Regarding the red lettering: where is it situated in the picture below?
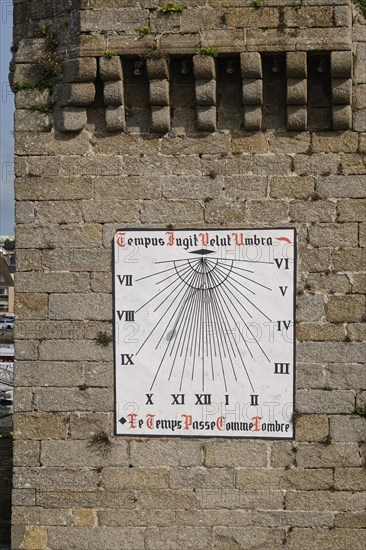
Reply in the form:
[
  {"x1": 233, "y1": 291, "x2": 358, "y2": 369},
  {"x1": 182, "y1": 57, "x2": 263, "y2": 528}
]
[
  {"x1": 181, "y1": 414, "x2": 193, "y2": 430},
  {"x1": 232, "y1": 232, "x2": 244, "y2": 246},
  {"x1": 252, "y1": 416, "x2": 263, "y2": 432},
  {"x1": 166, "y1": 231, "x2": 174, "y2": 246},
  {"x1": 127, "y1": 413, "x2": 138, "y2": 429},
  {"x1": 216, "y1": 416, "x2": 225, "y2": 431},
  {"x1": 199, "y1": 233, "x2": 209, "y2": 246},
  {"x1": 146, "y1": 414, "x2": 155, "y2": 429},
  {"x1": 116, "y1": 232, "x2": 126, "y2": 247}
]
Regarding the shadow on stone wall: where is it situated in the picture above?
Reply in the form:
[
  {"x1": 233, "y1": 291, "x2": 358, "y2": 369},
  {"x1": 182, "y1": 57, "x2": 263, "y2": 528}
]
[{"x1": 0, "y1": 427, "x2": 12, "y2": 546}]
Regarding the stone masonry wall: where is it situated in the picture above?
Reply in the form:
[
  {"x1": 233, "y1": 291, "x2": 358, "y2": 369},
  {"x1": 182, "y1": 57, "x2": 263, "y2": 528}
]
[
  {"x1": 11, "y1": 1, "x2": 365, "y2": 549},
  {"x1": 0, "y1": 430, "x2": 13, "y2": 545}
]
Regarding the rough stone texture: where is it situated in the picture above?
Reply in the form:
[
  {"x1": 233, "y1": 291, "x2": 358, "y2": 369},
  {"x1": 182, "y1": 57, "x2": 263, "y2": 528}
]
[
  {"x1": 242, "y1": 79, "x2": 262, "y2": 105},
  {"x1": 335, "y1": 5, "x2": 352, "y2": 28},
  {"x1": 296, "y1": 414, "x2": 329, "y2": 443},
  {"x1": 332, "y1": 105, "x2": 352, "y2": 130},
  {"x1": 330, "y1": 416, "x2": 366, "y2": 443},
  {"x1": 298, "y1": 342, "x2": 366, "y2": 364},
  {"x1": 46, "y1": 527, "x2": 145, "y2": 549},
  {"x1": 13, "y1": 63, "x2": 43, "y2": 87},
  {"x1": 196, "y1": 107, "x2": 217, "y2": 132},
  {"x1": 10, "y1": 2, "x2": 366, "y2": 549},
  {"x1": 103, "y1": 81, "x2": 124, "y2": 107},
  {"x1": 332, "y1": 78, "x2": 352, "y2": 104},
  {"x1": 195, "y1": 80, "x2": 216, "y2": 106},
  {"x1": 146, "y1": 58, "x2": 169, "y2": 81},
  {"x1": 16, "y1": 176, "x2": 93, "y2": 201},
  {"x1": 14, "y1": 413, "x2": 68, "y2": 441},
  {"x1": 15, "y1": 88, "x2": 50, "y2": 110},
  {"x1": 14, "y1": 110, "x2": 50, "y2": 132},
  {"x1": 63, "y1": 58, "x2": 97, "y2": 83},
  {"x1": 243, "y1": 106, "x2": 262, "y2": 131},
  {"x1": 105, "y1": 106, "x2": 125, "y2": 132},
  {"x1": 240, "y1": 52, "x2": 262, "y2": 79},
  {"x1": 49, "y1": 294, "x2": 112, "y2": 321},
  {"x1": 317, "y1": 176, "x2": 366, "y2": 198},
  {"x1": 287, "y1": 527, "x2": 365, "y2": 549},
  {"x1": 99, "y1": 56, "x2": 123, "y2": 82},
  {"x1": 15, "y1": 294, "x2": 48, "y2": 320},
  {"x1": 326, "y1": 295, "x2": 365, "y2": 323},
  {"x1": 286, "y1": 52, "x2": 307, "y2": 78},
  {"x1": 149, "y1": 80, "x2": 169, "y2": 107},
  {"x1": 57, "y1": 83, "x2": 96, "y2": 107},
  {"x1": 271, "y1": 176, "x2": 314, "y2": 199},
  {"x1": 292, "y1": 215, "x2": 318, "y2": 239},
  {"x1": 16, "y1": 223, "x2": 102, "y2": 249},
  {"x1": 15, "y1": 38, "x2": 47, "y2": 63},
  {"x1": 308, "y1": 223, "x2": 358, "y2": 247},
  {"x1": 15, "y1": 201, "x2": 36, "y2": 224},
  {"x1": 285, "y1": 6, "x2": 334, "y2": 28},
  {"x1": 151, "y1": 106, "x2": 170, "y2": 134},
  {"x1": 295, "y1": 444, "x2": 362, "y2": 469},
  {"x1": 13, "y1": 441, "x2": 40, "y2": 467},
  {"x1": 15, "y1": 272, "x2": 89, "y2": 293},
  {"x1": 297, "y1": 390, "x2": 355, "y2": 414},
  {"x1": 353, "y1": 108, "x2": 366, "y2": 132},
  {"x1": 193, "y1": 56, "x2": 216, "y2": 80},
  {"x1": 290, "y1": 201, "x2": 336, "y2": 222},
  {"x1": 287, "y1": 106, "x2": 307, "y2": 131},
  {"x1": 53, "y1": 108, "x2": 87, "y2": 132},
  {"x1": 287, "y1": 79, "x2": 307, "y2": 105},
  {"x1": 331, "y1": 50, "x2": 353, "y2": 78}
]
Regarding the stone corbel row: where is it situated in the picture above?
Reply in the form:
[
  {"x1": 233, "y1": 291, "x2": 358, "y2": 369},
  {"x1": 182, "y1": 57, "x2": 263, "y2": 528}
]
[
  {"x1": 285, "y1": 51, "x2": 352, "y2": 131},
  {"x1": 55, "y1": 56, "x2": 127, "y2": 132},
  {"x1": 52, "y1": 51, "x2": 353, "y2": 133},
  {"x1": 331, "y1": 51, "x2": 352, "y2": 131}
]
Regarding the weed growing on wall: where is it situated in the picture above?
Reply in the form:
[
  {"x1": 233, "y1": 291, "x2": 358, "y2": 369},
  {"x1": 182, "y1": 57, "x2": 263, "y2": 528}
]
[
  {"x1": 13, "y1": 81, "x2": 37, "y2": 91},
  {"x1": 89, "y1": 432, "x2": 113, "y2": 455},
  {"x1": 354, "y1": 0, "x2": 366, "y2": 18},
  {"x1": 135, "y1": 27, "x2": 151, "y2": 36},
  {"x1": 200, "y1": 47, "x2": 218, "y2": 57},
  {"x1": 35, "y1": 52, "x2": 62, "y2": 89},
  {"x1": 13, "y1": 23, "x2": 61, "y2": 91},
  {"x1": 161, "y1": 3, "x2": 186, "y2": 14},
  {"x1": 96, "y1": 331, "x2": 113, "y2": 346},
  {"x1": 104, "y1": 50, "x2": 117, "y2": 58}
]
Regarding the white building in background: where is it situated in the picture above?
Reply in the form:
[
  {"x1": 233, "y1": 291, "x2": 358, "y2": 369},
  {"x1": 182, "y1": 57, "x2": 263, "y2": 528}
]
[
  {"x1": 0, "y1": 239, "x2": 15, "y2": 314},
  {"x1": 0, "y1": 237, "x2": 14, "y2": 421},
  {"x1": 0, "y1": 344, "x2": 13, "y2": 418}
]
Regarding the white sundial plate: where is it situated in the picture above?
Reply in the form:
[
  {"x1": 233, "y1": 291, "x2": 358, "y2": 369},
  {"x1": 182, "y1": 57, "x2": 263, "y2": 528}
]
[{"x1": 114, "y1": 228, "x2": 296, "y2": 439}]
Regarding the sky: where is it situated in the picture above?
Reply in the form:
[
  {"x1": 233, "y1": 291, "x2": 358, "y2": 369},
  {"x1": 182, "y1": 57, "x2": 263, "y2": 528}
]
[{"x1": 0, "y1": 0, "x2": 14, "y2": 236}]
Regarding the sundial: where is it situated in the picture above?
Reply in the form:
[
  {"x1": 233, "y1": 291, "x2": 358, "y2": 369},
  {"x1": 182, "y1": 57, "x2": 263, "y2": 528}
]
[{"x1": 114, "y1": 228, "x2": 296, "y2": 439}]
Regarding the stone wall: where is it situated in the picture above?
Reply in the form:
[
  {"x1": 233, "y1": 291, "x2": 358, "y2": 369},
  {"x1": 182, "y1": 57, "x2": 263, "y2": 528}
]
[
  {"x1": 11, "y1": 0, "x2": 365, "y2": 549},
  {"x1": 0, "y1": 429, "x2": 12, "y2": 546}
]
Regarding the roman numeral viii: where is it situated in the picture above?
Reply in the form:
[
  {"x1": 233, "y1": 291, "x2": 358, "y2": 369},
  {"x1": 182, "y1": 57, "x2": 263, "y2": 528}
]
[{"x1": 117, "y1": 310, "x2": 135, "y2": 322}]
